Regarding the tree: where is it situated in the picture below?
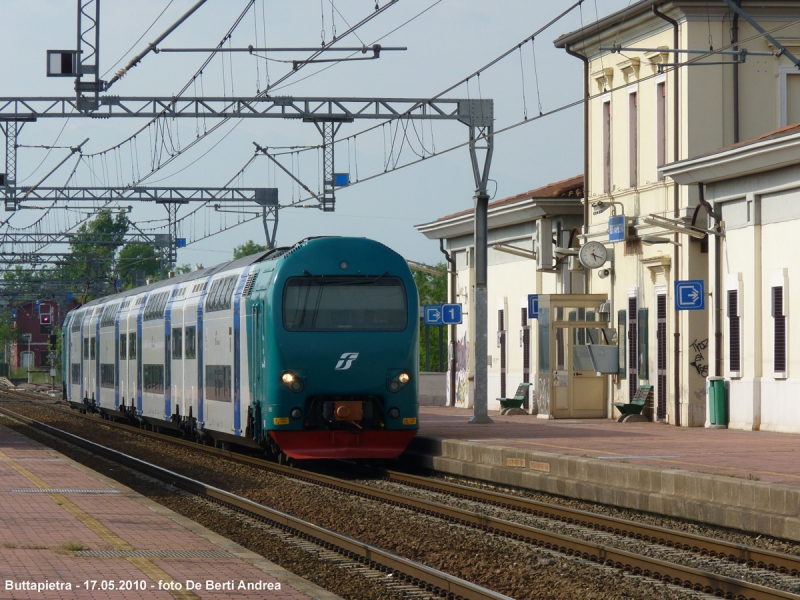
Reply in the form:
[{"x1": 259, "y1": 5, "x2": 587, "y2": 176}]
[
  {"x1": 412, "y1": 263, "x2": 448, "y2": 372},
  {"x1": 117, "y1": 243, "x2": 161, "y2": 289},
  {"x1": 65, "y1": 209, "x2": 130, "y2": 298},
  {"x1": 233, "y1": 240, "x2": 268, "y2": 260}
]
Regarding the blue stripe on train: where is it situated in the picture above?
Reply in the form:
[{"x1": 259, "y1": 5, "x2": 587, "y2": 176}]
[{"x1": 233, "y1": 267, "x2": 252, "y2": 435}]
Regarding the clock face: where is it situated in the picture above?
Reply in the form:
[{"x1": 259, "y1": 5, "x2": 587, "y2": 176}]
[{"x1": 579, "y1": 241, "x2": 608, "y2": 269}]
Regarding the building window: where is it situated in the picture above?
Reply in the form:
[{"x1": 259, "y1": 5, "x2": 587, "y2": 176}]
[
  {"x1": 656, "y1": 81, "x2": 666, "y2": 177},
  {"x1": 521, "y1": 307, "x2": 530, "y2": 410},
  {"x1": 629, "y1": 92, "x2": 638, "y2": 188},
  {"x1": 773, "y1": 286, "x2": 787, "y2": 373},
  {"x1": 185, "y1": 326, "x2": 197, "y2": 359},
  {"x1": 603, "y1": 100, "x2": 612, "y2": 193},
  {"x1": 172, "y1": 327, "x2": 183, "y2": 360},
  {"x1": 40, "y1": 351, "x2": 49, "y2": 366},
  {"x1": 780, "y1": 68, "x2": 800, "y2": 127},
  {"x1": 628, "y1": 296, "x2": 638, "y2": 399},
  {"x1": 656, "y1": 294, "x2": 667, "y2": 422},
  {"x1": 119, "y1": 333, "x2": 127, "y2": 360},
  {"x1": 727, "y1": 290, "x2": 741, "y2": 373}
]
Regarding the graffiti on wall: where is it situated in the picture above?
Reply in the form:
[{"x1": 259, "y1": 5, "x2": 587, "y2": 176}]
[
  {"x1": 688, "y1": 338, "x2": 709, "y2": 377},
  {"x1": 446, "y1": 332, "x2": 471, "y2": 407}
]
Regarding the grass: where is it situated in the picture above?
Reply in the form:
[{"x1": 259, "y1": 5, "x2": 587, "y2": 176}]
[{"x1": 59, "y1": 541, "x2": 85, "y2": 552}]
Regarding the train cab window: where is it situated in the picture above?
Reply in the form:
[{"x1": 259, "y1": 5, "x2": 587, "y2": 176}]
[
  {"x1": 120, "y1": 333, "x2": 127, "y2": 360},
  {"x1": 283, "y1": 276, "x2": 407, "y2": 331},
  {"x1": 185, "y1": 326, "x2": 196, "y2": 359},
  {"x1": 129, "y1": 334, "x2": 137, "y2": 360},
  {"x1": 172, "y1": 327, "x2": 183, "y2": 359},
  {"x1": 83, "y1": 339, "x2": 89, "y2": 359},
  {"x1": 90, "y1": 337, "x2": 96, "y2": 360}
]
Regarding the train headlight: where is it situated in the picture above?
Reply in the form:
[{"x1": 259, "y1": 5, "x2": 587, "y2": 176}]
[
  {"x1": 388, "y1": 407, "x2": 400, "y2": 419},
  {"x1": 387, "y1": 370, "x2": 411, "y2": 393},
  {"x1": 290, "y1": 408, "x2": 303, "y2": 420},
  {"x1": 280, "y1": 371, "x2": 304, "y2": 392}
]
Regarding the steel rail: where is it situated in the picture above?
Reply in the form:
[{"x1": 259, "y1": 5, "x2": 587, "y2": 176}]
[
  {"x1": 2, "y1": 398, "x2": 798, "y2": 600},
  {"x1": 0, "y1": 405, "x2": 510, "y2": 600},
  {"x1": 383, "y1": 471, "x2": 800, "y2": 577}
]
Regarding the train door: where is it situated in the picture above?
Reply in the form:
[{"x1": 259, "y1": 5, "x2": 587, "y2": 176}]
[{"x1": 250, "y1": 302, "x2": 264, "y2": 406}]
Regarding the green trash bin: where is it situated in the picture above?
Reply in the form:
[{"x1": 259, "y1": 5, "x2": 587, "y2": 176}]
[{"x1": 708, "y1": 376, "x2": 727, "y2": 429}]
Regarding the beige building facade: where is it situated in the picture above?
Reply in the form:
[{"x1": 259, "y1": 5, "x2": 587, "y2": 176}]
[
  {"x1": 416, "y1": 177, "x2": 583, "y2": 411},
  {"x1": 664, "y1": 124, "x2": 800, "y2": 433},
  {"x1": 554, "y1": 0, "x2": 800, "y2": 426}
]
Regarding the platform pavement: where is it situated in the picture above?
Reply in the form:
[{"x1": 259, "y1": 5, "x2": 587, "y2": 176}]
[
  {"x1": 0, "y1": 424, "x2": 340, "y2": 600},
  {"x1": 408, "y1": 406, "x2": 800, "y2": 542}
]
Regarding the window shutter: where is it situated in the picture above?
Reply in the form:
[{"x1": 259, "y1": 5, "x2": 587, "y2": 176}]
[
  {"x1": 628, "y1": 297, "x2": 638, "y2": 398},
  {"x1": 773, "y1": 286, "x2": 786, "y2": 372},
  {"x1": 637, "y1": 308, "x2": 649, "y2": 380},
  {"x1": 727, "y1": 290, "x2": 741, "y2": 372}
]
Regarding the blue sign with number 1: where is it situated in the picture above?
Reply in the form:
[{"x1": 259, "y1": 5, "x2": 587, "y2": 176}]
[
  {"x1": 527, "y1": 294, "x2": 539, "y2": 319},
  {"x1": 442, "y1": 303, "x2": 462, "y2": 324}
]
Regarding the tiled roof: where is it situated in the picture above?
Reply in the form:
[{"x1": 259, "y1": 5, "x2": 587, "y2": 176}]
[
  {"x1": 715, "y1": 122, "x2": 800, "y2": 154},
  {"x1": 434, "y1": 175, "x2": 584, "y2": 223}
]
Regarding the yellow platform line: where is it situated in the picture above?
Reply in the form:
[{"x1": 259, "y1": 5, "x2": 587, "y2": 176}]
[{"x1": 0, "y1": 448, "x2": 199, "y2": 600}]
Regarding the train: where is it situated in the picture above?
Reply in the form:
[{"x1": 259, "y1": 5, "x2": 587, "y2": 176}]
[{"x1": 62, "y1": 236, "x2": 420, "y2": 460}]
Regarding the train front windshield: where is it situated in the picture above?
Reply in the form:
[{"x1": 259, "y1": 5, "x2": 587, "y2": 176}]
[{"x1": 283, "y1": 276, "x2": 407, "y2": 331}]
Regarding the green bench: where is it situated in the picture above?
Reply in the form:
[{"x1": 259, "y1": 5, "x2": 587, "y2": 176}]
[
  {"x1": 613, "y1": 385, "x2": 652, "y2": 422},
  {"x1": 498, "y1": 382, "x2": 533, "y2": 414}
]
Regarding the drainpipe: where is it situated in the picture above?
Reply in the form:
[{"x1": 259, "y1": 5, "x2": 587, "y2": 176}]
[
  {"x1": 564, "y1": 44, "x2": 590, "y2": 293},
  {"x1": 696, "y1": 184, "x2": 723, "y2": 377},
  {"x1": 440, "y1": 239, "x2": 457, "y2": 407},
  {"x1": 732, "y1": 2, "x2": 740, "y2": 143},
  {"x1": 653, "y1": 4, "x2": 681, "y2": 426}
]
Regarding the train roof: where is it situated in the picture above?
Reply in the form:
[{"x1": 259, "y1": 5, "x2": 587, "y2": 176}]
[{"x1": 77, "y1": 246, "x2": 294, "y2": 310}]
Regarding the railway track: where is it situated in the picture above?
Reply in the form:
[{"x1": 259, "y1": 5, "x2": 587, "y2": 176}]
[
  {"x1": 0, "y1": 404, "x2": 508, "y2": 600},
  {"x1": 3, "y1": 398, "x2": 800, "y2": 600}
]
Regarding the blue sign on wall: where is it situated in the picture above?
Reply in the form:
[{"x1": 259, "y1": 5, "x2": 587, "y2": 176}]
[
  {"x1": 442, "y1": 303, "x2": 462, "y2": 325},
  {"x1": 423, "y1": 305, "x2": 443, "y2": 326},
  {"x1": 608, "y1": 215, "x2": 627, "y2": 242},
  {"x1": 675, "y1": 280, "x2": 705, "y2": 311},
  {"x1": 527, "y1": 294, "x2": 539, "y2": 319}
]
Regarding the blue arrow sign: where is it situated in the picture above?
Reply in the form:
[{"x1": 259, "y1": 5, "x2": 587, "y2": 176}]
[
  {"x1": 442, "y1": 303, "x2": 462, "y2": 325},
  {"x1": 675, "y1": 280, "x2": 705, "y2": 311},
  {"x1": 527, "y1": 294, "x2": 539, "y2": 319},
  {"x1": 608, "y1": 215, "x2": 627, "y2": 242},
  {"x1": 423, "y1": 304, "x2": 443, "y2": 326}
]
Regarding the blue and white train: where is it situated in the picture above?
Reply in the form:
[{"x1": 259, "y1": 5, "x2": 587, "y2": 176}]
[{"x1": 62, "y1": 237, "x2": 420, "y2": 459}]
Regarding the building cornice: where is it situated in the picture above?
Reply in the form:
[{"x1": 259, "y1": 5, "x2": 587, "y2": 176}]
[
  {"x1": 416, "y1": 199, "x2": 582, "y2": 240},
  {"x1": 660, "y1": 131, "x2": 800, "y2": 185}
]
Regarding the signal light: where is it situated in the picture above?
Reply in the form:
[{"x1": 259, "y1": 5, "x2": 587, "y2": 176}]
[{"x1": 40, "y1": 314, "x2": 52, "y2": 325}]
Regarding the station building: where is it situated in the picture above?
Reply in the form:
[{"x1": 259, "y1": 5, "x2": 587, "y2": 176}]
[
  {"x1": 663, "y1": 124, "x2": 800, "y2": 433},
  {"x1": 8, "y1": 300, "x2": 74, "y2": 371},
  {"x1": 551, "y1": 0, "x2": 800, "y2": 426},
  {"x1": 416, "y1": 176, "x2": 584, "y2": 411}
]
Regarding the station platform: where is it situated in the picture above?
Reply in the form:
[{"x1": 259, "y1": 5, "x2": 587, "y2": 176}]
[
  {"x1": 0, "y1": 424, "x2": 339, "y2": 600},
  {"x1": 409, "y1": 406, "x2": 800, "y2": 542}
]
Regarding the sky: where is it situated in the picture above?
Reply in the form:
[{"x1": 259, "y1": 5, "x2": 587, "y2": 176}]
[{"x1": 1, "y1": 0, "x2": 635, "y2": 269}]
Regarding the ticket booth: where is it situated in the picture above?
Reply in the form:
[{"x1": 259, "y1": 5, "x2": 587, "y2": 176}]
[{"x1": 535, "y1": 294, "x2": 616, "y2": 419}]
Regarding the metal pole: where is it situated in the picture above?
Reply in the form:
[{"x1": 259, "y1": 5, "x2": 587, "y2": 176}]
[
  {"x1": 438, "y1": 325, "x2": 444, "y2": 372},
  {"x1": 425, "y1": 323, "x2": 430, "y2": 372},
  {"x1": 465, "y1": 104, "x2": 494, "y2": 424}
]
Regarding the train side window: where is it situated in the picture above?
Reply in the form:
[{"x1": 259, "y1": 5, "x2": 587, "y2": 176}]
[
  {"x1": 129, "y1": 334, "x2": 137, "y2": 360},
  {"x1": 120, "y1": 333, "x2": 127, "y2": 360},
  {"x1": 185, "y1": 326, "x2": 196, "y2": 359},
  {"x1": 172, "y1": 327, "x2": 183, "y2": 360},
  {"x1": 90, "y1": 338, "x2": 96, "y2": 360},
  {"x1": 83, "y1": 339, "x2": 89, "y2": 359}
]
